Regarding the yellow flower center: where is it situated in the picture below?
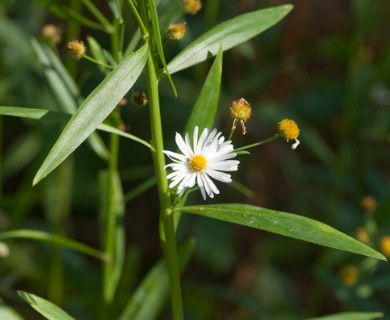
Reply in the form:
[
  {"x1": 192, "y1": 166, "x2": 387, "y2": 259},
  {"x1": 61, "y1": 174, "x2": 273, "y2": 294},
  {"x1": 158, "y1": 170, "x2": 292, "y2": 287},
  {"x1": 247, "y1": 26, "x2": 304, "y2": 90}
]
[
  {"x1": 188, "y1": 154, "x2": 207, "y2": 172},
  {"x1": 278, "y1": 119, "x2": 300, "y2": 140}
]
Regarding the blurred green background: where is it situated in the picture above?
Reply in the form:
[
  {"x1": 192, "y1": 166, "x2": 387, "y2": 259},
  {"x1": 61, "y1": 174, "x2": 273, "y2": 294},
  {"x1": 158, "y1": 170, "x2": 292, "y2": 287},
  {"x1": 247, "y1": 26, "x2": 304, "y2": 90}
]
[{"x1": 1, "y1": 0, "x2": 389, "y2": 319}]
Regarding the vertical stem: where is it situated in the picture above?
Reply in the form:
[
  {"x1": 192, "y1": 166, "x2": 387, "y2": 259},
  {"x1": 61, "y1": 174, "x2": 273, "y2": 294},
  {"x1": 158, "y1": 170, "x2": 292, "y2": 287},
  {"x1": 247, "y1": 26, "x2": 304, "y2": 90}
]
[
  {"x1": 102, "y1": 132, "x2": 120, "y2": 316},
  {"x1": 145, "y1": 48, "x2": 184, "y2": 320}
]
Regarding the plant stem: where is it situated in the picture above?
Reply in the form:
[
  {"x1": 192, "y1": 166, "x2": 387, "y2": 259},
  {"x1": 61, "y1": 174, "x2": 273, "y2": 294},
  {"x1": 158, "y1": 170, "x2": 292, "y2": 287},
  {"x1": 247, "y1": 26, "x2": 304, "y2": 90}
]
[
  {"x1": 145, "y1": 48, "x2": 184, "y2": 320},
  {"x1": 102, "y1": 132, "x2": 120, "y2": 315},
  {"x1": 234, "y1": 134, "x2": 281, "y2": 152}
]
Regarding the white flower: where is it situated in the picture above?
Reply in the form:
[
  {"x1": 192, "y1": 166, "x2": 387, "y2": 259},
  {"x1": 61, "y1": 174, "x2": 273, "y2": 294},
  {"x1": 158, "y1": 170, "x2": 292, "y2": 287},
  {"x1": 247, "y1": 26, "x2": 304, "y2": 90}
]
[{"x1": 164, "y1": 126, "x2": 239, "y2": 200}]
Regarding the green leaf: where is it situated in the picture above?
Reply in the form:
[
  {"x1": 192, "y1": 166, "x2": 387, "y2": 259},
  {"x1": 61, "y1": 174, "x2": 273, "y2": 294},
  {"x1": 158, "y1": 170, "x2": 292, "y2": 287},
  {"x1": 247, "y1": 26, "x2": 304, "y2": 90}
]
[
  {"x1": 98, "y1": 170, "x2": 125, "y2": 303},
  {"x1": 33, "y1": 43, "x2": 148, "y2": 185},
  {"x1": 167, "y1": 4, "x2": 293, "y2": 74},
  {"x1": 0, "y1": 106, "x2": 153, "y2": 150},
  {"x1": 31, "y1": 39, "x2": 109, "y2": 160},
  {"x1": 17, "y1": 291, "x2": 75, "y2": 320},
  {"x1": 31, "y1": 39, "x2": 81, "y2": 114},
  {"x1": 177, "y1": 204, "x2": 386, "y2": 261},
  {"x1": 307, "y1": 312, "x2": 384, "y2": 320},
  {"x1": 87, "y1": 36, "x2": 111, "y2": 74},
  {"x1": 0, "y1": 299, "x2": 24, "y2": 320},
  {"x1": 184, "y1": 46, "x2": 223, "y2": 135},
  {"x1": 0, "y1": 229, "x2": 108, "y2": 261},
  {"x1": 118, "y1": 238, "x2": 195, "y2": 320}
]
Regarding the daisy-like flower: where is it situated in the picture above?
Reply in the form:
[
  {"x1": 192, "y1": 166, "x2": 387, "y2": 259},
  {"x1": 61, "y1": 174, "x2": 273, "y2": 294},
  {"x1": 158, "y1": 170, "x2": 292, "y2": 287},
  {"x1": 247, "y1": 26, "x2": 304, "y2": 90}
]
[{"x1": 164, "y1": 126, "x2": 239, "y2": 200}]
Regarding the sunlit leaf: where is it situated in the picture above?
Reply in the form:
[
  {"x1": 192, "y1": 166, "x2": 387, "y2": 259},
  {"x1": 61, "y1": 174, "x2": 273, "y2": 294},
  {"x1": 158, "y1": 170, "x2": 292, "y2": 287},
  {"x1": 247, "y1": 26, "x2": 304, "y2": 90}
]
[
  {"x1": 0, "y1": 299, "x2": 24, "y2": 320},
  {"x1": 31, "y1": 39, "x2": 109, "y2": 160},
  {"x1": 0, "y1": 229, "x2": 108, "y2": 261},
  {"x1": 18, "y1": 291, "x2": 75, "y2": 320},
  {"x1": 184, "y1": 46, "x2": 223, "y2": 135},
  {"x1": 178, "y1": 204, "x2": 386, "y2": 261},
  {"x1": 307, "y1": 312, "x2": 384, "y2": 320},
  {"x1": 33, "y1": 43, "x2": 148, "y2": 185},
  {"x1": 167, "y1": 5, "x2": 293, "y2": 74},
  {"x1": 0, "y1": 106, "x2": 153, "y2": 150}
]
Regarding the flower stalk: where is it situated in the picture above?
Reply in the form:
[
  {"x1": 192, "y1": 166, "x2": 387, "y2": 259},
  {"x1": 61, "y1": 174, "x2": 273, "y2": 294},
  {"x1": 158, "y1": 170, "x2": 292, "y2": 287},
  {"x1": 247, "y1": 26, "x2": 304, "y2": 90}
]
[{"x1": 139, "y1": 2, "x2": 184, "y2": 318}]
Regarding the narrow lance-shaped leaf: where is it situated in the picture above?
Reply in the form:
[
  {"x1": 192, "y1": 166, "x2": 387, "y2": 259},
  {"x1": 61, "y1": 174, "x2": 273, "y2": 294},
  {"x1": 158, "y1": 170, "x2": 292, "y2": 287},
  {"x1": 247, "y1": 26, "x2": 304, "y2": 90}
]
[
  {"x1": 184, "y1": 46, "x2": 223, "y2": 135},
  {"x1": 167, "y1": 4, "x2": 293, "y2": 74},
  {"x1": 0, "y1": 106, "x2": 153, "y2": 150},
  {"x1": 31, "y1": 39, "x2": 109, "y2": 160},
  {"x1": 0, "y1": 229, "x2": 108, "y2": 261},
  {"x1": 33, "y1": 43, "x2": 148, "y2": 185},
  {"x1": 18, "y1": 291, "x2": 75, "y2": 320},
  {"x1": 177, "y1": 204, "x2": 386, "y2": 261},
  {"x1": 306, "y1": 312, "x2": 384, "y2": 320}
]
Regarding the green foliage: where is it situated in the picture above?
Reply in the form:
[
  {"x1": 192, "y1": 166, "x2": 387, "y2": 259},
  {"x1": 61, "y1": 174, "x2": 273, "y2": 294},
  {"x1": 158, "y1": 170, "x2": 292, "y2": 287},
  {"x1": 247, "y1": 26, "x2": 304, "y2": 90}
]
[
  {"x1": 33, "y1": 43, "x2": 148, "y2": 185},
  {"x1": 179, "y1": 204, "x2": 385, "y2": 261},
  {"x1": 167, "y1": 5, "x2": 293, "y2": 74},
  {"x1": 18, "y1": 291, "x2": 75, "y2": 320},
  {"x1": 1, "y1": 0, "x2": 389, "y2": 319}
]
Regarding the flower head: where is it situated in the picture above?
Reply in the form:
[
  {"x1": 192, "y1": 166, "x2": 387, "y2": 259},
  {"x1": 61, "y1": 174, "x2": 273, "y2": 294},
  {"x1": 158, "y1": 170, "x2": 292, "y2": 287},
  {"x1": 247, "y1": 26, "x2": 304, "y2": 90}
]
[
  {"x1": 131, "y1": 91, "x2": 148, "y2": 107},
  {"x1": 380, "y1": 236, "x2": 390, "y2": 257},
  {"x1": 278, "y1": 118, "x2": 300, "y2": 149},
  {"x1": 182, "y1": 0, "x2": 202, "y2": 15},
  {"x1": 67, "y1": 40, "x2": 86, "y2": 60},
  {"x1": 164, "y1": 126, "x2": 239, "y2": 200},
  {"x1": 230, "y1": 98, "x2": 252, "y2": 135},
  {"x1": 339, "y1": 265, "x2": 359, "y2": 286},
  {"x1": 41, "y1": 24, "x2": 61, "y2": 43},
  {"x1": 167, "y1": 23, "x2": 187, "y2": 40}
]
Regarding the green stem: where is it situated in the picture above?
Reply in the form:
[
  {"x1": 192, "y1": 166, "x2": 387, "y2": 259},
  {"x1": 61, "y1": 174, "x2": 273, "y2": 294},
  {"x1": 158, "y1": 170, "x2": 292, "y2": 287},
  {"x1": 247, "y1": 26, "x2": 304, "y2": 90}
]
[
  {"x1": 234, "y1": 134, "x2": 281, "y2": 153},
  {"x1": 146, "y1": 48, "x2": 184, "y2": 320},
  {"x1": 81, "y1": 0, "x2": 113, "y2": 32},
  {"x1": 83, "y1": 54, "x2": 114, "y2": 69},
  {"x1": 102, "y1": 132, "x2": 120, "y2": 315}
]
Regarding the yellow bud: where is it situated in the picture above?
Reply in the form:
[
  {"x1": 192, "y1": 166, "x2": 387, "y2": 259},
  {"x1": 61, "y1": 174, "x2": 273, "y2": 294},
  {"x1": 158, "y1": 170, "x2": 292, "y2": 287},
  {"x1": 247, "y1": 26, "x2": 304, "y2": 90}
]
[
  {"x1": 361, "y1": 196, "x2": 377, "y2": 214},
  {"x1": 278, "y1": 119, "x2": 300, "y2": 140},
  {"x1": 380, "y1": 236, "x2": 390, "y2": 257},
  {"x1": 339, "y1": 265, "x2": 359, "y2": 286},
  {"x1": 356, "y1": 227, "x2": 370, "y2": 244},
  {"x1": 67, "y1": 40, "x2": 86, "y2": 60},
  {"x1": 230, "y1": 98, "x2": 251, "y2": 135},
  {"x1": 41, "y1": 24, "x2": 61, "y2": 43},
  {"x1": 182, "y1": 0, "x2": 202, "y2": 15},
  {"x1": 167, "y1": 23, "x2": 187, "y2": 40}
]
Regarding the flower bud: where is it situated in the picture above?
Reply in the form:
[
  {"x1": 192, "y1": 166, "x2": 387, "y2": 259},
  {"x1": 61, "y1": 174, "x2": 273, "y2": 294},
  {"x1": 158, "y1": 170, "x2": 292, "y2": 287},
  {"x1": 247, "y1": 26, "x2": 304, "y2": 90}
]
[
  {"x1": 380, "y1": 236, "x2": 390, "y2": 257},
  {"x1": 41, "y1": 24, "x2": 61, "y2": 43},
  {"x1": 230, "y1": 98, "x2": 251, "y2": 135},
  {"x1": 67, "y1": 40, "x2": 86, "y2": 60},
  {"x1": 182, "y1": 0, "x2": 202, "y2": 15},
  {"x1": 278, "y1": 119, "x2": 300, "y2": 149},
  {"x1": 168, "y1": 23, "x2": 187, "y2": 40},
  {"x1": 131, "y1": 92, "x2": 148, "y2": 107},
  {"x1": 339, "y1": 265, "x2": 359, "y2": 286}
]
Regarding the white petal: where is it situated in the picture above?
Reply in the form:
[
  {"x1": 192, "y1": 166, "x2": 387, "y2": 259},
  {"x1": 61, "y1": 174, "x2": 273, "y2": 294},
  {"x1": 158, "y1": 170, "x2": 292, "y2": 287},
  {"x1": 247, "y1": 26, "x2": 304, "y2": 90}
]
[
  {"x1": 292, "y1": 139, "x2": 300, "y2": 150},
  {"x1": 205, "y1": 168, "x2": 232, "y2": 183},
  {"x1": 193, "y1": 126, "x2": 199, "y2": 152},
  {"x1": 175, "y1": 132, "x2": 193, "y2": 157}
]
